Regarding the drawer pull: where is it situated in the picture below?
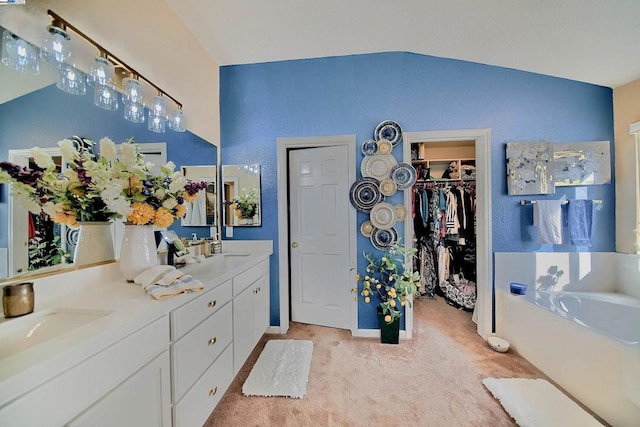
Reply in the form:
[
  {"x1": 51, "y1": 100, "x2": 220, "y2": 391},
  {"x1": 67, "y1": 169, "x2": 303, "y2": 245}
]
[
  {"x1": 208, "y1": 300, "x2": 217, "y2": 308},
  {"x1": 209, "y1": 386, "x2": 218, "y2": 397},
  {"x1": 208, "y1": 336, "x2": 217, "y2": 345}
]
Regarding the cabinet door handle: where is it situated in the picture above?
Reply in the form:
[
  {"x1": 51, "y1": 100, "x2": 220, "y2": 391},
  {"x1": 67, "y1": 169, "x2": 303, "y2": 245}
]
[
  {"x1": 209, "y1": 386, "x2": 218, "y2": 397},
  {"x1": 208, "y1": 300, "x2": 217, "y2": 308},
  {"x1": 208, "y1": 336, "x2": 217, "y2": 345}
]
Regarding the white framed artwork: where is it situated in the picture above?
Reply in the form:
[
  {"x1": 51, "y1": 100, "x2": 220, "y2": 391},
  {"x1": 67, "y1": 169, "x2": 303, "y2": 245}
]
[
  {"x1": 552, "y1": 141, "x2": 611, "y2": 186},
  {"x1": 506, "y1": 141, "x2": 554, "y2": 195}
]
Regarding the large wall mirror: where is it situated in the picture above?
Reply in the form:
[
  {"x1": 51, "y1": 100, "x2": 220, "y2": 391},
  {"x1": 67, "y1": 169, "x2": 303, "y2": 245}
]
[
  {"x1": 181, "y1": 165, "x2": 217, "y2": 227},
  {"x1": 0, "y1": 24, "x2": 218, "y2": 281},
  {"x1": 222, "y1": 165, "x2": 262, "y2": 227}
]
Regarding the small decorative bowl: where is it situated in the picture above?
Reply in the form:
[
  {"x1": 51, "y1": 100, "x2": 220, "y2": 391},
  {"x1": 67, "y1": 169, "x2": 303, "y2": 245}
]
[{"x1": 487, "y1": 336, "x2": 510, "y2": 353}]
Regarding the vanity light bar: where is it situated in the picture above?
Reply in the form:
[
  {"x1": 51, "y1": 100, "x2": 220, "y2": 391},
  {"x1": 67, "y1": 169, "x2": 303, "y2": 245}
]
[{"x1": 47, "y1": 9, "x2": 182, "y2": 109}]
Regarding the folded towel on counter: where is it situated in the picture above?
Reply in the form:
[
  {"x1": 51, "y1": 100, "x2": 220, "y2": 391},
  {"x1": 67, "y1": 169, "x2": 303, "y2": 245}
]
[
  {"x1": 132, "y1": 265, "x2": 204, "y2": 299},
  {"x1": 533, "y1": 200, "x2": 562, "y2": 244},
  {"x1": 146, "y1": 274, "x2": 204, "y2": 300},
  {"x1": 567, "y1": 199, "x2": 593, "y2": 246},
  {"x1": 175, "y1": 254, "x2": 206, "y2": 264}
]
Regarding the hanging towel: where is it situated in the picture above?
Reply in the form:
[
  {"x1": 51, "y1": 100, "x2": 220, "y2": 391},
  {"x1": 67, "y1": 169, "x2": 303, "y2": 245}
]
[
  {"x1": 533, "y1": 200, "x2": 562, "y2": 244},
  {"x1": 567, "y1": 199, "x2": 593, "y2": 246}
]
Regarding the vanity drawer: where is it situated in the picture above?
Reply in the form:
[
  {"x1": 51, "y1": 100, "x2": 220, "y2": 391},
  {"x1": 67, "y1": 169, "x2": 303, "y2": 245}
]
[
  {"x1": 171, "y1": 302, "x2": 233, "y2": 400},
  {"x1": 171, "y1": 279, "x2": 232, "y2": 340},
  {"x1": 173, "y1": 343, "x2": 233, "y2": 427},
  {"x1": 232, "y1": 260, "x2": 268, "y2": 296}
]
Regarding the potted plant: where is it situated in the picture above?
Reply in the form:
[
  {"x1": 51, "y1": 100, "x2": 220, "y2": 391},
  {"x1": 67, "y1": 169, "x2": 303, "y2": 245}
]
[{"x1": 356, "y1": 239, "x2": 420, "y2": 344}]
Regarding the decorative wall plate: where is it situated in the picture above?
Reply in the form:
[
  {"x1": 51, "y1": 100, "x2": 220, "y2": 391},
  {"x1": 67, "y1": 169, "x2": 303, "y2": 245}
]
[
  {"x1": 377, "y1": 139, "x2": 393, "y2": 155},
  {"x1": 349, "y1": 177, "x2": 383, "y2": 212},
  {"x1": 360, "y1": 220, "x2": 374, "y2": 237},
  {"x1": 370, "y1": 202, "x2": 397, "y2": 230},
  {"x1": 379, "y1": 178, "x2": 397, "y2": 197},
  {"x1": 370, "y1": 227, "x2": 398, "y2": 251},
  {"x1": 361, "y1": 139, "x2": 378, "y2": 156},
  {"x1": 374, "y1": 120, "x2": 402, "y2": 146},
  {"x1": 361, "y1": 154, "x2": 397, "y2": 181},
  {"x1": 394, "y1": 205, "x2": 407, "y2": 221},
  {"x1": 390, "y1": 162, "x2": 417, "y2": 189}
]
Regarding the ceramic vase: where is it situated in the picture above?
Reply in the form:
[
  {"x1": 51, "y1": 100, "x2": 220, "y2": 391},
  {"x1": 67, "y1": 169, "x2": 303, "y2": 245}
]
[
  {"x1": 74, "y1": 221, "x2": 115, "y2": 267},
  {"x1": 119, "y1": 224, "x2": 157, "y2": 282},
  {"x1": 377, "y1": 306, "x2": 400, "y2": 344}
]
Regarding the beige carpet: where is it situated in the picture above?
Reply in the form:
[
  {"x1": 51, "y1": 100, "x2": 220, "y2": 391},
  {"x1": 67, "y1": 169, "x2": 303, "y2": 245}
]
[{"x1": 203, "y1": 297, "x2": 579, "y2": 426}]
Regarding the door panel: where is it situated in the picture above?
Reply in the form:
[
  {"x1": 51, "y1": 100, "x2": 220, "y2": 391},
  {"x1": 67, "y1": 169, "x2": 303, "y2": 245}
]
[{"x1": 290, "y1": 145, "x2": 350, "y2": 329}]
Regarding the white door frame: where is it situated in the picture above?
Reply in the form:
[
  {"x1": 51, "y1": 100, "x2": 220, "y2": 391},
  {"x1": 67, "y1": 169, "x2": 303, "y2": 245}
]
[
  {"x1": 403, "y1": 129, "x2": 493, "y2": 339},
  {"x1": 276, "y1": 135, "x2": 357, "y2": 335}
]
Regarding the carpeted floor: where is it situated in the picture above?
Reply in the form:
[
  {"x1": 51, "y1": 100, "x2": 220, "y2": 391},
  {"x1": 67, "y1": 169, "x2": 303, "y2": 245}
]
[{"x1": 204, "y1": 296, "x2": 547, "y2": 426}]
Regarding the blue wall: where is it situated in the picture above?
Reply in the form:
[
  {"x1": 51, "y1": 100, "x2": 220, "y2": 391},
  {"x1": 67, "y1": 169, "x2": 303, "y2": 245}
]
[
  {"x1": 221, "y1": 52, "x2": 615, "y2": 329},
  {"x1": 0, "y1": 84, "x2": 217, "y2": 253}
]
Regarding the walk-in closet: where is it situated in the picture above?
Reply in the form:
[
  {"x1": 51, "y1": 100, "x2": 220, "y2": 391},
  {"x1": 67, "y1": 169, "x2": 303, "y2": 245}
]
[{"x1": 411, "y1": 141, "x2": 477, "y2": 312}]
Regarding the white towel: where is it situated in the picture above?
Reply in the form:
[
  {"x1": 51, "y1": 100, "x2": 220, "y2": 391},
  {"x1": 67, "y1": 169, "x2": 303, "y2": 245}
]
[
  {"x1": 533, "y1": 200, "x2": 562, "y2": 244},
  {"x1": 132, "y1": 265, "x2": 204, "y2": 299}
]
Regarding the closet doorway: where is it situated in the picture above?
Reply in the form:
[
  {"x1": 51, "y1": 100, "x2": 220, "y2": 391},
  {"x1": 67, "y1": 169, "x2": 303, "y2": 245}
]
[{"x1": 403, "y1": 130, "x2": 492, "y2": 338}]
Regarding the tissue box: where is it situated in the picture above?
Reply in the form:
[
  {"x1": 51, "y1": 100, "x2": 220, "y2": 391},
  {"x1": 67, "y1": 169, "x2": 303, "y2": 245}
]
[{"x1": 509, "y1": 282, "x2": 527, "y2": 295}]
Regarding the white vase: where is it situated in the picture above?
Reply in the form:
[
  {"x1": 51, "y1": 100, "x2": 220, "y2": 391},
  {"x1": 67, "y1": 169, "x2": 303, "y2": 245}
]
[
  {"x1": 74, "y1": 222, "x2": 115, "y2": 267},
  {"x1": 119, "y1": 224, "x2": 158, "y2": 282}
]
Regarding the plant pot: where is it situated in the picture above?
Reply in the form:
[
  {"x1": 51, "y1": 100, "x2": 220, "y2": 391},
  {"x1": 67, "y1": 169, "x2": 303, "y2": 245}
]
[
  {"x1": 74, "y1": 221, "x2": 115, "y2": 267},
  {"x1": 377, "y1": 307, "x2": 400, "y2": 344},
  {"x1": 119, "y1": 224, "x2": 157, "y2": 282}
]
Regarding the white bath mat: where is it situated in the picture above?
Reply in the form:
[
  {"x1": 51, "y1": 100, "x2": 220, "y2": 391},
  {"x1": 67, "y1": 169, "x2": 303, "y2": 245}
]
[
  {"x1": 482, "y1": 378, "x2": 603, "y2": 427},
  {"x1": 242, "y1": 339, "x2": 313, "y2": 399}
]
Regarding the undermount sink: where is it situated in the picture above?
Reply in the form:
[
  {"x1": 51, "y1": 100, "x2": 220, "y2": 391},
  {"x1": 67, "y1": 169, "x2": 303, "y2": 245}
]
[{"x1": 0, "y1": 308, "x2": 112, "y2": 361}]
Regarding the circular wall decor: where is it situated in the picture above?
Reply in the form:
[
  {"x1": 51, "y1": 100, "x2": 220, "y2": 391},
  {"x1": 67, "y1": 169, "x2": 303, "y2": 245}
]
[
  {"x1": 361, "y1": 154, "x2": 397, "y2": 181},
  {"x1": 370, "y1": 202, "x2": 397, "y2": 230},
  {"x1": 370, "y1": 227, "x2": 398, "y2": 251},
  {"x1": 349, "y1": 177, "x2": 383, "y2": 212},
  {"x1": 390, "y1": 162, "x2": 417, "y2": 189},
  {"x1": 377, "y1": 139, "x2": 393, "y2": 155},
  {"x1": 374, "y1": 120, "x2": 402, "y2": 146},
  {"x1": 379, "y1": 178, "x2": 397, "y2": 197},
  {"x1": 360, "y1": 220, "x2": 374, "y2": 237},
  {"x1": 361, "y1": 139, "x2": 378, "y2": 156}
]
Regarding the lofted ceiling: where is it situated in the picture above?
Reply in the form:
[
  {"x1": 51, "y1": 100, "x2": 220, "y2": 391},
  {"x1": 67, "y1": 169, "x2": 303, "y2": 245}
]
[{"x1": 166, "y1": 0, "x2": 640, "y2": 89}]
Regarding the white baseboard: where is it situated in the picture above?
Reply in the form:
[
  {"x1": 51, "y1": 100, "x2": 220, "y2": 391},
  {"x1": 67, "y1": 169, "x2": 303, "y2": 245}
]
[{"x1": 265, "y1": 326, "x2": 282, "y2": 335}]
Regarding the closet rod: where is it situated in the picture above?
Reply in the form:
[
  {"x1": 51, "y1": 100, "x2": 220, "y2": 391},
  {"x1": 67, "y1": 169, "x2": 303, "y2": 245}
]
[{"x1": 519, "y1": 199, "x2": 602, "y2": 206}]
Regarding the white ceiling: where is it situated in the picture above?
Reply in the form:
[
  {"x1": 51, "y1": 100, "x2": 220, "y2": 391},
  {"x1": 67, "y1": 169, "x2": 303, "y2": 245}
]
[{"x1": 166, "y1": 0, "x2": 640, "y2": 89}]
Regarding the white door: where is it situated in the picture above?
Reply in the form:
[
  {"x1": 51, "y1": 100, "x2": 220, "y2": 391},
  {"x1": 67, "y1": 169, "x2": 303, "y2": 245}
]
[{"x1": 289, "y1": 145, "x2": 351, "y2": 329}]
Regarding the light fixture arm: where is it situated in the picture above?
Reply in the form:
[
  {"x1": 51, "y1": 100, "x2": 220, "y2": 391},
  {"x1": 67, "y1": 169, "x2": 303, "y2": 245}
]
[{"x1": 47, "y1": 9, "x2": 182, "y2": 109}]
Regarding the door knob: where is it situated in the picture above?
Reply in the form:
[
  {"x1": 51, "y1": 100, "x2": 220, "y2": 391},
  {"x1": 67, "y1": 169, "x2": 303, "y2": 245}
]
[{"x1": 291, "y1": 242, "x2": 299, "y2": 248}]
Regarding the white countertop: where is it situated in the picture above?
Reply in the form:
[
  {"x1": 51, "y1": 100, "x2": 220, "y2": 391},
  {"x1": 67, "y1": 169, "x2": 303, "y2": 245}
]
[{"x1": 0, "y1": 241, "x2": 272, "y2": 407}]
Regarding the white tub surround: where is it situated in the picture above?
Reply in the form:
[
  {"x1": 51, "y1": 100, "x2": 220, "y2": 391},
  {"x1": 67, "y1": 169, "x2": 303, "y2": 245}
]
[
  {"x1": 495, "y1": 252, "x2": 640, "y2": 427},
  {"x1": 0, "y1": 241, "x2": 272, "y2": 427}
]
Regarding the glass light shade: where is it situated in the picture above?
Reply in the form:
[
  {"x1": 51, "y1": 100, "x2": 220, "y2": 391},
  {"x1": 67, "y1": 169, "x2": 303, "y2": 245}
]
[
  {"x1": 123, "y1": 78, "x2": 145, "y2": 104},
  {"x1": 168, "y1": 109, "x2": 186, "y2": 132},
  {"x1": 40, "y1": 26, "x2": 71, "y2": 64},
  {"x1": 88, "y1": 56, "x2": 114, "y2": 87},
  {"x1": 56, "y1": 63, "x2": 86, "y2": 95},
  {"x1": 149, "y1": 95, "x2": 167, "y2": 117},
  {"x1": 2, "y1": 30, "x2": 39, "y2": 74},
  {"x1": 124, "y1": 101, "x2": 145, "y2": 123},
  {"x1": 148, "y1": 114, "x2": 166, "y2": 133},
  {"x1": 94, "y1": 83, "x2": 119, "y2": 110}
]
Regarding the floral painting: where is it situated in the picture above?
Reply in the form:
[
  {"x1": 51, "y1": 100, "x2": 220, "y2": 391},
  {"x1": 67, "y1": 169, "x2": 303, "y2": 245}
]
[
  {"x1": 506, "y1": 141, "x2": 554, "y2": 195},
  {"x1": 552, "y1": 141, "x2": 611, "y2": 186}
]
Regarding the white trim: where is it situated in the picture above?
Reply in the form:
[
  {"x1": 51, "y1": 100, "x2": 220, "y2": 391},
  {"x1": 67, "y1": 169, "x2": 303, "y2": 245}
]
[
  {"x1": 276, "y1": 135, "x2": 357, "y2": 335},
  {"x1": 629, "y1": 121, "x2": 640, "y2": 135},
  {"x1": 403, "y1": 129, "x2": 493, "y2": 339}
]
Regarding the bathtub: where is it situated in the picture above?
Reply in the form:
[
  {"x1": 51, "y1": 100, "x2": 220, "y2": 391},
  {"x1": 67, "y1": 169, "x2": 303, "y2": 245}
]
[
  {"x1": 494, "y1": 252, "x2": 640, "y2": 425},
  {"x1": 497, "y1": 288, "x2": 640, "y2": 426}
]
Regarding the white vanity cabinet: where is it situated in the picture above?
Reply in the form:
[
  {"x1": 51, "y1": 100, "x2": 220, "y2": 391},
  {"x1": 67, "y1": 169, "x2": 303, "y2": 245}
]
[
  {"x1": 0, "y1": 315, "x2": 170, "y2": 427},
  {"x1": 232, "y1": 260, "x2": 270, "y2": 374},
  {"x1": 170, "y1": 279, "x2": 234, "y2": 427}
]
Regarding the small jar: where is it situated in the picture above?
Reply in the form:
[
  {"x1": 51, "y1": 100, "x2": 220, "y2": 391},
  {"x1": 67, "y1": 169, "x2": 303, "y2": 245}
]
[
  {"x1": 212, "y1": 240, "x2": 222, "y2": 254},
  {"x1": 3, "y1": 282, "x2": 35, "y2": 318}
]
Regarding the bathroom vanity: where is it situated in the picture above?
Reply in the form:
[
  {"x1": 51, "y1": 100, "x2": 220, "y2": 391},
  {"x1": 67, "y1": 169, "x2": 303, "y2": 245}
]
[{"x1": 0, "y1": 241, "x2": 272, "y2": 427}]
